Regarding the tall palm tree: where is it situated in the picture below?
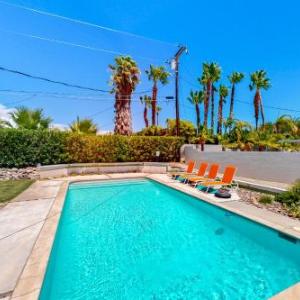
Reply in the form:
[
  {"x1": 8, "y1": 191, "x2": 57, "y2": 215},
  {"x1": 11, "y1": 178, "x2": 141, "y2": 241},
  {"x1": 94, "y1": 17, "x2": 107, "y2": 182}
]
[
  {"x1": 146, "y1": 65, "x2": 170, "y2": 126},
  {"x1": 217, "y1": 85, "x2": 229, "y2": 135},
  {"x1": 201, "y1": 62, "x2": 221, "y2": 129},
  {"x1": 156, "y1": 106, "x2": 162, "y2": 126},
  {"x1": 187, "y1": 90, "x2": 204, "y2": 133},
  {"x1": 109, "y1": 56, "x2": 140, "y2": 135},
  {"x1": 9, "y1": 106, "x2": 52, "y2": 129},
  {"x1": 140, "y1": 95, "x2": 152, "y2": 128},
  {"x1": 210, "y1": 65, "x2": 221, "y2": 133},
  {"x1": 249, "y1": 70, "x2": 271, "y2": 130},
  {"x1": 69, "y1": 116, "x2": 97, "y2": 134},
  {"x1": 228, "y1": 72, "x2": 244, "y2": 120}
]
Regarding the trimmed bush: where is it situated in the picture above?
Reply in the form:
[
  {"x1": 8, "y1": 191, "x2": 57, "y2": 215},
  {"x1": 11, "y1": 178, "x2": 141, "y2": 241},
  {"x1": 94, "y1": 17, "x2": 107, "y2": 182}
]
[
  {"x1": 66, "y1": 134, "x2": 183, "y2": 163},
  {"x1": 0, "y1": 129, "x2": 69, "y2": 167},
  {"x1": 0, "y1": 129, "x2": 183, "y2": 167}
]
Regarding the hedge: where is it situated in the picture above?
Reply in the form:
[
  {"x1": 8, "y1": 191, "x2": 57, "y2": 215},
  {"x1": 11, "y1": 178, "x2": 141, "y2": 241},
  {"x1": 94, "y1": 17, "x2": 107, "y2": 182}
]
[{"x1": 0, "y1": 129, "x2": 183, "y2": 167}]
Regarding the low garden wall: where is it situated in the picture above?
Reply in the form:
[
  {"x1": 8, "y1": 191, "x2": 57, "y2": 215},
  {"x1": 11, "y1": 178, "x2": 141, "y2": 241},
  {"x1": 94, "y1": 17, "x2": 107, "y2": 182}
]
[
  {"x1": 183, "y1": 145, "x2": 300, "y2": 184},
  {"x1": 0, "y1": 129, "x2": 183, "y2": 168}
]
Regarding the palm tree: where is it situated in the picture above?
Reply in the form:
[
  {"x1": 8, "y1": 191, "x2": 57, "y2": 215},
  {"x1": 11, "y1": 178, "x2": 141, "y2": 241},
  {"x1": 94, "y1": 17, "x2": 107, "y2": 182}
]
[
  {"x1": 187, "y1": 90, "x2": 204, "y2": 133},
  {"x1": 201, "y1": 62, "x2": 221, "y2": 129},
  {"x1": 249, "y1": 70, "x2": 271, "y2": 130},
  {"x1": 9, "y1": 106, "x2": 52, "y2": 129},
  {"x1": 109, "y1": 56, "x2": 140, "y2": 135},
  {"x1": 140, "y1": 95, "x2": 152, "y2": 128},
  {"x1": 69, "y1": 116, "x2": 97, "y2": 134},
  {"x1": 228, "y1": 72, "x2": 244, "y2": 120},
  {"x1": 145, "y1": 65, "x2": 170, "y2": 126},
  {"x1": 217, "y1": 85, "x2": 229, "y2": 135},
  {"x1": 0, "y1": 119, "x2": 10, "y2": 128},
  {"x1": 156, "y1": 106, "x2": 162, "y2": 126}
]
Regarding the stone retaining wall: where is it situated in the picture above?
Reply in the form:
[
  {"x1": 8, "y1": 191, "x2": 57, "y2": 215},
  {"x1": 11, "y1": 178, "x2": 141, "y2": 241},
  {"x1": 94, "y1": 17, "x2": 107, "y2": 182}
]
[{"x1": 0, "y1": 168, "x2": 39, "y2": 181}]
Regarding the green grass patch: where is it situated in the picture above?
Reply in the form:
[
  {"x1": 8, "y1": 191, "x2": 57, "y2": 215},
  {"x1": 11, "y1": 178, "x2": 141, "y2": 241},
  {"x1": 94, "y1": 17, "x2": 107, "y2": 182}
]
[
  {"x1": 0, "y1": 179, "x2": 34, "y2": 204},
  {"x1": 258, "y1": 194, "x2": 274, "y2": 204}
]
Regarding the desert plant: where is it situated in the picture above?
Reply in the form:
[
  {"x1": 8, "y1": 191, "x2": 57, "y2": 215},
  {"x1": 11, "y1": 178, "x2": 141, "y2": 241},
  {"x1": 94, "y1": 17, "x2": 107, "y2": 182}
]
[
  {"x1": 69, "y1": 117, "x2": 97, "y2": 135},
  {"x1": 9, "y1": 106, "x2": 52, "y2": 129},
  {"x1": 275, "y1": 180, "x2": 300, "y2": 207},
  {"x1": 217, "y1": 85, "x2": 229, "y2": 135},
  {"x1": 139, "y1": 95, "x2": 152, "y2": 128},
  {"x1": 187, "y1": 90, "x2": 204, "y2": 133},
  {"x1": 258, "y1": 194, "x2": 274, "y2": 204},
  {"x1": 145, "y1": 65, "x2": 170, "y2": 126},
  {"x1": 109, "y1": 56, "x2": 140, "y2": 135},
  {"x1": 249, "y1": 70, "x2": 271, "y2": 130},
  {"x1": 228, "y1": 72, "x2": 244, "y2": 120}
]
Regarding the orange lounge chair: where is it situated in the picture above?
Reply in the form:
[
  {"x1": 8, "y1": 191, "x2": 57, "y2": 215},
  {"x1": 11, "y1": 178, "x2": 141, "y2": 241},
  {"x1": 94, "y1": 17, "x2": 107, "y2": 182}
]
[
  {"x1": 170, "y1": 160, "x2": 195, "y2": 179},
  {"x1": 188, "y1": 163, "x2": 220, "y2": 187},
  {"x1": 180, "y1": 162, "x2": 209, "y2": 183},
  {"x1": 200, "y1": 165, "x2": 237, "y2": 192}
]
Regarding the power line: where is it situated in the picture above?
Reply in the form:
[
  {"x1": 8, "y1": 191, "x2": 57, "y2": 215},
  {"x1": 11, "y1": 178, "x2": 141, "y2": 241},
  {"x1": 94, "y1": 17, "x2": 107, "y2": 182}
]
[
  {"x1": 236, "y1": 99, "x2": 300, "y2": 114},
  {"x1": 0, "y1": 66, "x2": 152, "y2": 94},
  {"x1": 0, "y1": 29, "x2": 164, "y2": 62},
  {"x1": 0, "y1": 89, "x2": 174, "y2": 103},
  {"x1": 0, "y1": 0, "x2": 176, "y2": 47},
  {"x1": 3, "y1": 94, "x2": 36, "y2": 106}
]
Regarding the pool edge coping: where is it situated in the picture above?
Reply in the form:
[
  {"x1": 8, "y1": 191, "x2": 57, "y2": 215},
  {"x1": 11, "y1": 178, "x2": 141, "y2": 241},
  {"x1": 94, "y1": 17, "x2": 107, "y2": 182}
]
[{"x1": 10, "y1": 174, "x2": 300, "y2": 300}]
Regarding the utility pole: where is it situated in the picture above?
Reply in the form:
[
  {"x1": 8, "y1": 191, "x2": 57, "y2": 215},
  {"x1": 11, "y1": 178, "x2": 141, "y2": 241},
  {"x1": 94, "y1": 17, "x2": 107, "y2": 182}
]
[{"x1": 172, "y1": 46, "x2": 187, "y2": 136}]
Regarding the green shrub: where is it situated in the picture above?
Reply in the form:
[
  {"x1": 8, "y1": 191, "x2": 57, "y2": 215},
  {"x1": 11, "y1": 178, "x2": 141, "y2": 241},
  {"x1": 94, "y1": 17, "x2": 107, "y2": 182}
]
[
  {"x1": 0, "y1": 129, "x2": 69, "y2": 167},
  {"x1": 67, "y1": 134, "x2": 183, "y2": 163},
  {"x1": 0, "y1": 129, "x2": 183, "y2": 167},
  {"x1": 258, "y1": 194, "x2": 274, "y2": 204},
  {"x1": 275, "y1": 180, "x2": 300, "y2": 206}
]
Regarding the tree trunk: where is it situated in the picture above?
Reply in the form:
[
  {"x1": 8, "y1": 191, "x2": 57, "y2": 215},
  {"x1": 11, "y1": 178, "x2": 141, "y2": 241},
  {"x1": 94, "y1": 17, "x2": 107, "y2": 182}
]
[
  {"x1": 151, "y1": 83, "x2": 157, "y2": 126},
  {"x1": 259, "y1": 94, "x2": 265, "y2": 128},
  {"x1": 217, "y1": 96, "x2": 223, "y2": 135},
  {"x1": 156, "y1": 112, "x2": 159, "y2": 126},
  {"x1": 195, "y1": 103, "x2": 200, "y2": 134},
  {"x1": 229, "y1": 83, "x2": 235, "y2": 120},
  {"x1": 211, "y1": 84, "x2": 215, "y2": 133},
  {"x1": 144, "y1": 105, "x2": 149, "y2": 127},
  {"x1": 254, "y1": 89, "x2": 260, "y2": 130},
  {"x1": 114, "y1": 92, "x2": 132, "y2": 135},
  {"x1": 204, "y1": 81, "x2": 211, "y2": 128}
]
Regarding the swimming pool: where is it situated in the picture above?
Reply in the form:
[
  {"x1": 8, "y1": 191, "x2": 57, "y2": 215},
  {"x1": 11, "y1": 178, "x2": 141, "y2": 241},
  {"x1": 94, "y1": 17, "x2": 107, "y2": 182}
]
[{"x1": 40, "y1": 179, "x2": 300, "y2": 299}]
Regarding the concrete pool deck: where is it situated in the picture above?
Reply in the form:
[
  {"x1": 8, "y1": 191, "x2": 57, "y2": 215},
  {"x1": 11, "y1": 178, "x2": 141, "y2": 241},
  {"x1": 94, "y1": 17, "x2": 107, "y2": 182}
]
[{"x1": 0, "y1": 173, "x2": 299, "y2": 299}]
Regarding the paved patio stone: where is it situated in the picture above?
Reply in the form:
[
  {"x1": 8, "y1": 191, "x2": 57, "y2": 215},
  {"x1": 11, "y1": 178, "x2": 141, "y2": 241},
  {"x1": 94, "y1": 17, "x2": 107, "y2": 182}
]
[{"x1": 0, "y1": 181, "x2": 62, "y2": 296}]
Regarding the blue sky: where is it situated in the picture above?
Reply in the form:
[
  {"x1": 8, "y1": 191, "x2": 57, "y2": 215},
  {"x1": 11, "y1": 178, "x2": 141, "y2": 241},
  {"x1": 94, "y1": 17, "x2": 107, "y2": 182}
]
[{"x1": 0, "y1": 0, "x2": 300, "y2": 131}]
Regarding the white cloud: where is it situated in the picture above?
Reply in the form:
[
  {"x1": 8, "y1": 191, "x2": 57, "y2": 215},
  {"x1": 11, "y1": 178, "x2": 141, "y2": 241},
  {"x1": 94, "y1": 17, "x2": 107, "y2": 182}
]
[
  {"x1": 97, "y1": 130, "x2": 112, "y2": 135},
  {"x1": 0, "y1": 104, "x2": 16, "y2": 127},
  {"x1": 0, "y1": 104, "x2": 15, "y2": 123},
  {"x1": 50, "y1": 123, "x2": 69, "y2": 131}
]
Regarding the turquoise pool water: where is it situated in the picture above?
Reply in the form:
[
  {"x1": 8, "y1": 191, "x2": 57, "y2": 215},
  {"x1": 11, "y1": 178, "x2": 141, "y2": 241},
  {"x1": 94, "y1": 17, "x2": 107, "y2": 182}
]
[{"x1": 40, "y1": 179, "x2": 300, "y2": 300}]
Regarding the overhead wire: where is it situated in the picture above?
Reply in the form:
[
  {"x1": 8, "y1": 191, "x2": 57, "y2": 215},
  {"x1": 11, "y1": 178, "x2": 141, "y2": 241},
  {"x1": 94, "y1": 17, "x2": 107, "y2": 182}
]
[
  {"x1": 0, "y1": 0, "x2": 177, "y2": 47},
  {"x1": 0, "y1": 89, "x2": 174, "y2": 103},
  {"x1": 0, "y1": 28, "x2": 166, "y2": 63},
  {"x1": 0, "y1": 66, "x2": 152, "y2": 94}
]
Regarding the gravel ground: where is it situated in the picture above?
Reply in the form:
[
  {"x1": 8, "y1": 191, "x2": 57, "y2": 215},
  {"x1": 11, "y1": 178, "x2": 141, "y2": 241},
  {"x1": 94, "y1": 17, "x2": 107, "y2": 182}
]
[{"x1": 238, "y1": 188, "x2": 296, "y2": 219}]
